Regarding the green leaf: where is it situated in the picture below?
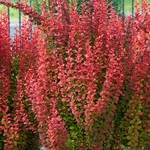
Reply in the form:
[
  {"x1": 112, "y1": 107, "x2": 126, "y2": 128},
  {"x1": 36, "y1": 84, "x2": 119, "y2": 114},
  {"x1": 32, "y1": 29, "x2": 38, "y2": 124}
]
[
  {"x1": 127, "y1": 136, "x2": 130, "y2": 140},
  {"x1": 70, "y1": 126, "x2": 75, "y2": 130}
]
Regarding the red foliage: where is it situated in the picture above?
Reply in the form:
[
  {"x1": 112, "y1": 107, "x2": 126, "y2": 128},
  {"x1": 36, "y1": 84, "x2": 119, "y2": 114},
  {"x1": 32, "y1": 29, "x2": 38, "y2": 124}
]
[{"x1": 0, "y1": 0, "x2": 150, "y2": 149}]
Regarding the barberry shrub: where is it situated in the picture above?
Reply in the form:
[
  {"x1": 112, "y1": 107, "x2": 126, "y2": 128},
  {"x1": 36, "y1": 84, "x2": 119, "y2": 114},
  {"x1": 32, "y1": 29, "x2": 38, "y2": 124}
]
[{"x1": 0, "y1": 0, "x2": 150, "y2": 150}]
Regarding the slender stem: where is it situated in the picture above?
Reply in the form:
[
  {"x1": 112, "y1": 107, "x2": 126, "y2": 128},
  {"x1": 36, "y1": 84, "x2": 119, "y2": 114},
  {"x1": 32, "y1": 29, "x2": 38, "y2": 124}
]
[
  {"x1": 132, "y1": 0, "x2": 134, "y2": 20},
  {"x1": 18, "y1": 0, "x2": 21, "y2": 35},
  {"x1": 30, "y1": 0, "x2": 32, "y2": 38},
  {"x1": 122, "y1": 0, "x2": 124, "y2": 16},
  {"x1": 7, "y1": 7, "x2": 10, "y2": 34}
]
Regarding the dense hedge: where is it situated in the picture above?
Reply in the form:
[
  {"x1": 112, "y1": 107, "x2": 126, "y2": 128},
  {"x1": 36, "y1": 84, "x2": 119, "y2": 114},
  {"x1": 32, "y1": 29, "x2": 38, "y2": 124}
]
[{"x1": 0, "y1": 0, "x2": 150, "y2": 149}]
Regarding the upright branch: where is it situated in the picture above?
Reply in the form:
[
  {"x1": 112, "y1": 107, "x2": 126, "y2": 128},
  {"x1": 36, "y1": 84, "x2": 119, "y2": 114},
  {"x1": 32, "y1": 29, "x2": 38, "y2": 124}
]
[{"x1": 0, "y1": 0, "x2": 43, "y2": 25}]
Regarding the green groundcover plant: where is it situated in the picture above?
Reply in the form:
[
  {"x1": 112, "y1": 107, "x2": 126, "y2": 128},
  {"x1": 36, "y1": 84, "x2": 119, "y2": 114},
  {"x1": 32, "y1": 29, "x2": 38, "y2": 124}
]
[{"x1": 0, "y1": 0, "x2": 150, "y2": 150}]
